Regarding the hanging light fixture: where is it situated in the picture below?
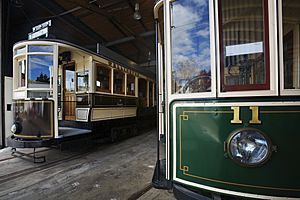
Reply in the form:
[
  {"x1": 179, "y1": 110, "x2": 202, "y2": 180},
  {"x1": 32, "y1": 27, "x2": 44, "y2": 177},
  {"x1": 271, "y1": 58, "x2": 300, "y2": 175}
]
[{"x1": 133, "y1": 3, "x2": 142, "y2": 20}]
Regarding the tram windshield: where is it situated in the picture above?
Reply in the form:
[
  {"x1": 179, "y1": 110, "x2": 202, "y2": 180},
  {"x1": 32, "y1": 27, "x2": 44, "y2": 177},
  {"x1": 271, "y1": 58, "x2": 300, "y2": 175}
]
[
  {"x1": 171, "y1": 0, "x2": 211, "y2": 94},
  {"x1": 28, "y1": 55, "x2": 53, "y2": 88}
]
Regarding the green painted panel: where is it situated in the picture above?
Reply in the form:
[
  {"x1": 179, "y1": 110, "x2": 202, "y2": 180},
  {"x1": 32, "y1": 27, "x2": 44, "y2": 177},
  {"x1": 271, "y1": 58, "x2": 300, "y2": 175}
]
[{"x1": 173, "y1": 102, "x2": 300, "y2": 198}]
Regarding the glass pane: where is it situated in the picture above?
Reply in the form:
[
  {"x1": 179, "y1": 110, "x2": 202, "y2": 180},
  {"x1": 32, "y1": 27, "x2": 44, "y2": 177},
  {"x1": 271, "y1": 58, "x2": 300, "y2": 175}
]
[
  {"x1": 171, "y1": 0, "x2": 212, "y2": 94},
  {"x1": 28, "y1": 45, "x2": 53, "y2": 53},
  {"x1": 28, "y1": 91, "x2": 52, "y2": 98},
  {"x1": 149, "y1": 82, "x2": 153, "y2": 107},
  {"x1": 96, "y1": 64, "x2": 111, "y2": 93},
  {"x1": 28, "y1": 55, "x2": 53, "y2": 88},
  {"x1": 158, "y1": 6, "x2": 164, "y2": 44},
  {"x1": 220, "y1": 0, "x2": 269, "y2": 91},
  {"x1": 65, "y1": 65, "x2": 75, "y2": 92},
  {"x1": 77, "y1": 71, "x2": 89, "y2": 92},
  {"x1": 113, "y1": 70, "x2": 125, "y2": 94},
  {"x1": 138, "y1": 78, "x2": 147, "y2": 107},
  {"x1": 283, "y1": 0, "x2": 300, "y2": 89},
  {"x1": 18, "y1": 59, "x2": 26, "y2": 87},
  {"x1": 15, "y1": 46, "x2": 26, "y2": 55},
  {"x1": 13, "y1": 101, "x2": 53, "y2": 137},
  {"x1": 127, "y1": 74, "x2": 135, "y2": 96}
]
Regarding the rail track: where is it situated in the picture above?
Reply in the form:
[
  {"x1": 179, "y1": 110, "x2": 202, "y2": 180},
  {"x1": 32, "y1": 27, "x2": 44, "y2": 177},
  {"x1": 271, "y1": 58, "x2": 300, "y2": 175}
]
[
  {"x1": 0, "y1": 148, "x2": 51, "y2": 163},
  {"x1": 0, "y1": 149, "x2": 94, "y2": 184}
]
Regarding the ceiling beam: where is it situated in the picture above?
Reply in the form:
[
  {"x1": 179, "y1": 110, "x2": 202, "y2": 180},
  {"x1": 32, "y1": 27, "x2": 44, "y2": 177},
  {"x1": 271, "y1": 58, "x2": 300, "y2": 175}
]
[
  {"x1": 105, "y1": 30, "x2": 154, "y2": 47},
  {"x1": 32, "y1": 0, "x2": 106, "y2": 43},
  {"x1": 66, "y1": 0, "x2": 153, "y2": 60}
]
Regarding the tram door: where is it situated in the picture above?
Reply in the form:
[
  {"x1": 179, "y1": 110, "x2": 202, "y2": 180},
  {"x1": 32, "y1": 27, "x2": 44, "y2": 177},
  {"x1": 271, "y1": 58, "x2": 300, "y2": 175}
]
[{"x1": 63, "y1": 63, "x2": 76, "y2": 120}]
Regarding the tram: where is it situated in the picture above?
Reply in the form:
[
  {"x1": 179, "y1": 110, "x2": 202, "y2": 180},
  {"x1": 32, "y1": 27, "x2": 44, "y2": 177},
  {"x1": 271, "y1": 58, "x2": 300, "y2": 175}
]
[
  {"x1": 9, "y1": 39, "x2": 155, "y2": 148},
  {"x1": 153, "y1": 0, "x2": 300, "y2": 199}
]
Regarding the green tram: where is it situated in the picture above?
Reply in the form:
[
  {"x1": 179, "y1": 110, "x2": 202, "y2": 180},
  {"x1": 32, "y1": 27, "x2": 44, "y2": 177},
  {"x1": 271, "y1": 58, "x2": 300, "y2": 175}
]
[{"x1": 153, "y1": 0, "x2": 300, "y2": 199}]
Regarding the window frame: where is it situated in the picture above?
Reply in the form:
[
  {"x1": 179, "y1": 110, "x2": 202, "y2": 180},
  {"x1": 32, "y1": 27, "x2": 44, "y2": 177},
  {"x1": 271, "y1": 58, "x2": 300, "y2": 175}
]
[
  {"x1": 76, "y1": 70, "x2": 89, "y2": 92},
  {"x1": 279, "y1": 0, "x2": 300, "y2": 96},
  {"x1": 95, "y1": 63, "x2": 111, "y2": 94},
  {"x1": 218, "y1": 0, "x2": 270, "y2": 92},
  {"x1": 126, "y1": 73, "x2": 136, "y2": 96},
  {"x1": 217, "y1": 0, "x2": 278, "y2": 97},
  {"x1": 17, "y1": 57, "x2": 26, "y2": 88},
  {"x1": 113, "y1": 69, "x2": 125, "y2": 95},
  {"x1": 168, "y1": 0, "x2": 217, "y2": 100},
  {"x1": 27, "y1": 54, "x2": 54, "y2": 89}
]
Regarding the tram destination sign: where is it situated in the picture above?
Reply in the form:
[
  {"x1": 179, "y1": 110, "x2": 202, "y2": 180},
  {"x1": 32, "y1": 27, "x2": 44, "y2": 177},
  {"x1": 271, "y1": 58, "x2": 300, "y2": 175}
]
[{"x1": 28, "y1": 20, "x2": 52, "y2": 40}]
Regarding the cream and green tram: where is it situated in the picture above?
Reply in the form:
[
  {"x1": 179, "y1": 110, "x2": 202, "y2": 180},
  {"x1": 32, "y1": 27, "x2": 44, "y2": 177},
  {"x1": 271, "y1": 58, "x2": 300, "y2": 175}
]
[
  {"x1": 9, "y1": 39, "x2": 155, "y2": 148},
  {"x1": 153, "y1": 0, "x2": 300, "y2": 199}
]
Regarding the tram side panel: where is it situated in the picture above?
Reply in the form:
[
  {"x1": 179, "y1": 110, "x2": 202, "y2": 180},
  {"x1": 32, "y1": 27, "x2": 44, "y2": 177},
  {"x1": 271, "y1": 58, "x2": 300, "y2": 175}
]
[{"x1": 172, "y1": 100, "x2": 300, "y2": 198}]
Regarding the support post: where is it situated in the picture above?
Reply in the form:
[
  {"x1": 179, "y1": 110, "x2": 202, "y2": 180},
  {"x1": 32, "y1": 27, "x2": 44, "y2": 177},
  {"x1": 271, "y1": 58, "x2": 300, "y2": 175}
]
[{"x1": 0, "y1": 0, "x2": 4, "y2": 148}]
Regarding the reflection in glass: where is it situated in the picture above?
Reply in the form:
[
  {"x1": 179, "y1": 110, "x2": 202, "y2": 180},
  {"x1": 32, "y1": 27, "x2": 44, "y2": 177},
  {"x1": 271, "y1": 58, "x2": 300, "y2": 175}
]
[
  {"x1": 96, "y1": 64, "x2": 111, "y2": 93},
  {"x1": 283, "y1": 0, "x2": 300, "y2": 89},
  {"x1": 28, "y1": 55, "x2": 53, "y2": 88},
  {"x1": 15, "y1": 46, "x2": 26, "y2": 55},
  {"x1": 127, "y1": 74, "x2": 135, "y2": 96},
  {"x1": 77, "y1": 71, "x2": 89, "y2": 92},
  {"x1": 13, "y1": 101, "x2": 53, "y2": 137},
  {"x1": 28, "y1": 45, "x2": 53, "y2": 53},
  {"x1": 113, "y1": 70, "x2": 125, "y2": 94},
  {"x1": 220, "y1": 0, "x2": 268, "y2": 91},
  {"x1": 138, "y1": 78, "x2": 147, "y2": 107},
  {"x1": 65, "y1": 65, "x2": 75, "y2": 92},
  {"x1": 18, "y1": 59, "x2": 26, "y2": 87},
  {"x1": 149, "y1": 82, "x2": 153, "y2": 107},
  {"x1": 28, "y1": 91, "x2": 52, "y2": 98},
  {"x1": 171, "y1": 0, "x2": 211, "y2": 94}
]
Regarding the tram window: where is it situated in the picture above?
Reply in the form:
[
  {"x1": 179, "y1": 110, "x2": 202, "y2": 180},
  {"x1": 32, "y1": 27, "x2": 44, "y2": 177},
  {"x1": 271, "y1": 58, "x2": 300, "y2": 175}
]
[
  {"x1": 18, "y1": 59, "x2": 26, "y2": 87},
  {"x1": 138, "y1": 78, "x2": 147, "y2": 107},
  {"x1": 15, "y1": 46, "x2": 26, "y2": 55},
  {"x1": 127, "y1": 74, "x2": 135, "y2": 96},
  {"x1": 113, "y1": 70, "x2": 125, "y2": 94},
  {"x1": 65, "y1": 64, "x2": 75, "y2": 92},
  {"x1": 77, "y1": 71, "x2": 88, "y2": 92},
  {"x1": 219, "y1": 0, "x2": 269, "y2": 91},
  {"x1": 28, "y1": 55, "x2": 53, "y2": 88},
  {"x1": 149, "y1": 82, "x2": 153, "y2": 107},
  {"x1": 28, "y1": 45, "x2": 53, "y2": 53},
  {"x1": 158, "y1": 6, "x2": 164, "y2": 45},
  {"x1": 96, "y1": 64, "x2": 111, "y2": 93},
  {"x1": 171, "y1": 0, "x2": 212, "y2": 94},
  {"x1": 282, "y1": 0, "x2": 300, "y2": 89},
  {"x1": 28, "y1": 91, "x2": 52, "y2": 98}
]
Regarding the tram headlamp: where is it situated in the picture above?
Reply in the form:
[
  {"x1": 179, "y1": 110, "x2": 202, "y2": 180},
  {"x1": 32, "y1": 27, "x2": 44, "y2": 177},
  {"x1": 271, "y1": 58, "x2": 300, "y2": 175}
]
[
  {"x1": 227, "y1": 128, "x2": 272, "y2": 167},
  {"x1": 11, "y1": 123, "x2": 22, "y2": 134},
  {"x1": 11, "y1": 124, "x2": 17, "y2": 134}
]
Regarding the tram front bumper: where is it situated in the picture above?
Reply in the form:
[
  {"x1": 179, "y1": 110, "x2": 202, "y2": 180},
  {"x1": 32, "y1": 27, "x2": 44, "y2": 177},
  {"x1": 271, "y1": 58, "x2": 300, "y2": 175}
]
[{"x1": 7, "y1": 136, "x2": 53, "y2": 148}]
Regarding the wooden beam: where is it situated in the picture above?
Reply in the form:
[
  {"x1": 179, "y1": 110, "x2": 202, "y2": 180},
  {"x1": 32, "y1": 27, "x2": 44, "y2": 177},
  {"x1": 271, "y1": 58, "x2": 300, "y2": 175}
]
[
  {"x1": 105, "y1": 30, "x2": 154, "y2": 47},
  {"x1": 33, "y1": 0, "x2": 107, "y2": 43}
]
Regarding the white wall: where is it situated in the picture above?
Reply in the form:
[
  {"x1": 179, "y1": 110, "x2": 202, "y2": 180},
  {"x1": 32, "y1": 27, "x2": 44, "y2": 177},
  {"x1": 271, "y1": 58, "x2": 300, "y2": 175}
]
[{"x1": 4, "y1": 76, "x2": 13, "y2": 146}]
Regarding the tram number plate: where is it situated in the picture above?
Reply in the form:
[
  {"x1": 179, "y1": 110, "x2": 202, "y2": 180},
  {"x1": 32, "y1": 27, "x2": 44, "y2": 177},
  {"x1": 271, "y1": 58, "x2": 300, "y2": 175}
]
[{"x1": 231, "y1": 106, "x2": 261, "y2": 124}]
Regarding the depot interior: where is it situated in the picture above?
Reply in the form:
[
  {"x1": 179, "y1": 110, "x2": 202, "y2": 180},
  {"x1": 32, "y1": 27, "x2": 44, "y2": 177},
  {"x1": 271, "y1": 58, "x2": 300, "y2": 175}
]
[{"x1": 0, "y1": 0, "x2": 157, "y2": 147}]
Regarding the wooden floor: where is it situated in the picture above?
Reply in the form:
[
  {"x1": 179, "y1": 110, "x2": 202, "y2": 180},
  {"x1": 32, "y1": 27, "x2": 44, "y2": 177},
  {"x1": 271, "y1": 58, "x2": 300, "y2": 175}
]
[{"x1": 0, "y1": 129, "x2": 175, "y2": 200}]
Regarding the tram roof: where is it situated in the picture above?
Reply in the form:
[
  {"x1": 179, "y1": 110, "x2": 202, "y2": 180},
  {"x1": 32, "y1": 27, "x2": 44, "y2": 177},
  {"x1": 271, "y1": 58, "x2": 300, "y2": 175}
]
[{"x1": 9, "y1": 0, "x2": 156, "y2": 76}]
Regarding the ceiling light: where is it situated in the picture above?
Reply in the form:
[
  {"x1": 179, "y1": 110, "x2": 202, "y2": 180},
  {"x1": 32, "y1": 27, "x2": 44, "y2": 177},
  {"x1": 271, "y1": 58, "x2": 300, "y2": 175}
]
[{"x1": 133, "y1": 3, "x2": 142, "y2": 20}]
